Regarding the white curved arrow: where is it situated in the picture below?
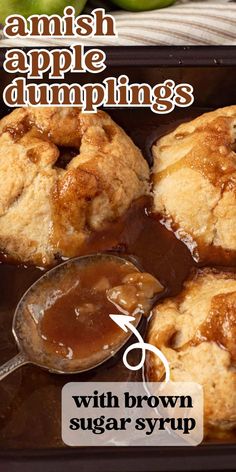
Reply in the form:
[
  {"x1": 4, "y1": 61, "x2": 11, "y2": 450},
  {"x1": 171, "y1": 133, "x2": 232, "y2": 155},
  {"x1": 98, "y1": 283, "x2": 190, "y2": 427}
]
[{"x1": 110, "y1": 314, "x2": 170, "y2": 383}]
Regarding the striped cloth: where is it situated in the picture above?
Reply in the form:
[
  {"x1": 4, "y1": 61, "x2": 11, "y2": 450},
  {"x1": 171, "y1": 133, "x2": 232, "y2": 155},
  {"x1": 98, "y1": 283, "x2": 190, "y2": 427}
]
[{"x1": 0, "y1": 0, "x2": 235, "y2": 46}]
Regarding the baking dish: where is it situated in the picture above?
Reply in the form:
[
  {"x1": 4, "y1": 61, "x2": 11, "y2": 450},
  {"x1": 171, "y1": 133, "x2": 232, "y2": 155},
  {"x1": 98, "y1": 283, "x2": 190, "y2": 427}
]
[{"x1": 0, "y1": 46, "x2": 236, "y2": 471}]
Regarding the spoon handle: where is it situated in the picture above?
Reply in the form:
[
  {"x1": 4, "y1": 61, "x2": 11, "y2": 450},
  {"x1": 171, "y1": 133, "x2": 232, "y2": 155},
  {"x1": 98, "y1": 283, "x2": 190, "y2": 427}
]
[{"x1": 0, "y1": 352, "x2": 28, "y2": 381}]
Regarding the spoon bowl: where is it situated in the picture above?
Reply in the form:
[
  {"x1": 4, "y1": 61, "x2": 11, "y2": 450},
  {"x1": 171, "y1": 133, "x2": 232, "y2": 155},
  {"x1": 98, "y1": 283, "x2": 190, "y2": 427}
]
[{"x1": 0, "y1": 254, "x2": 143, "y2": 381}]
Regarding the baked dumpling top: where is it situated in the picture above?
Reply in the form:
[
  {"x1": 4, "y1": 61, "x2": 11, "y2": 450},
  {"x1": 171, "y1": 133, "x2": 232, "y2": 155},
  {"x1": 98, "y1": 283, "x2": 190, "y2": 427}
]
[
  {"x1": 146, "y1": 268, "x2": 236, "y2": 430},
  {"x1": 152, "y1": 106, "x2": 236, "y2": 263},
  {"x1": 0, "y1": 107, "x2": 149, "y2": 265}
]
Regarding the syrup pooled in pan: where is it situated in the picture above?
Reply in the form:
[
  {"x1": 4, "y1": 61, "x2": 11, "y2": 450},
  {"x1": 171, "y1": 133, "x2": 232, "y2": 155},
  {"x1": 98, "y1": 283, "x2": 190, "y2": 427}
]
[
  {"x1": 78, "y1": 196, "x2": 194, "y2": 296},
  {"x1": 0, "y1": 108, "x2": 235, "y2": 448}
]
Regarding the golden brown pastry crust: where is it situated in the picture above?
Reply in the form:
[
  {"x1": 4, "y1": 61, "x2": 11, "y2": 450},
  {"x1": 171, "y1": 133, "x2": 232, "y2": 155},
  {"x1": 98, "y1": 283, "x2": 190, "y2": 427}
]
[
  {"x1": 152, "y1": 106, "x2": 236, "y2": 262},
  {"x1": 0, "y1": 107, "x2": 149, "y2": 265},
  {"x1": 146, "y1": 268, "x2": 236, "y2": 430}
]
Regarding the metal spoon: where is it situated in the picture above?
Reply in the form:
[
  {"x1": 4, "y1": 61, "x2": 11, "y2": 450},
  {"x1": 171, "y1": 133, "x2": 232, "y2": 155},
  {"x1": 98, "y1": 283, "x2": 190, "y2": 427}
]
[{"x1": 0, "y1": 254, "x2": 143, "y2": 381}]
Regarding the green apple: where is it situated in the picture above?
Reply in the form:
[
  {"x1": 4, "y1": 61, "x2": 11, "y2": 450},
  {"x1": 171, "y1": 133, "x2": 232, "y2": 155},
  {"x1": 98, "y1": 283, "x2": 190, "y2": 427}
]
[
  {"x1": 110, "y1": 0, "x2": 175, "y2": 11},
  {"x1": 0, "y1": 0, "x2": 88, "y2": 24}
]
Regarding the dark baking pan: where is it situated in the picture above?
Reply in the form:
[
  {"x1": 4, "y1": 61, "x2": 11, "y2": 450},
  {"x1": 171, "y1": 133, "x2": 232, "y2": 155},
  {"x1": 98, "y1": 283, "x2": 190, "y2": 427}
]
[{"x1": 0, "y1": 46, "x2": 236, "y2": 472}]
